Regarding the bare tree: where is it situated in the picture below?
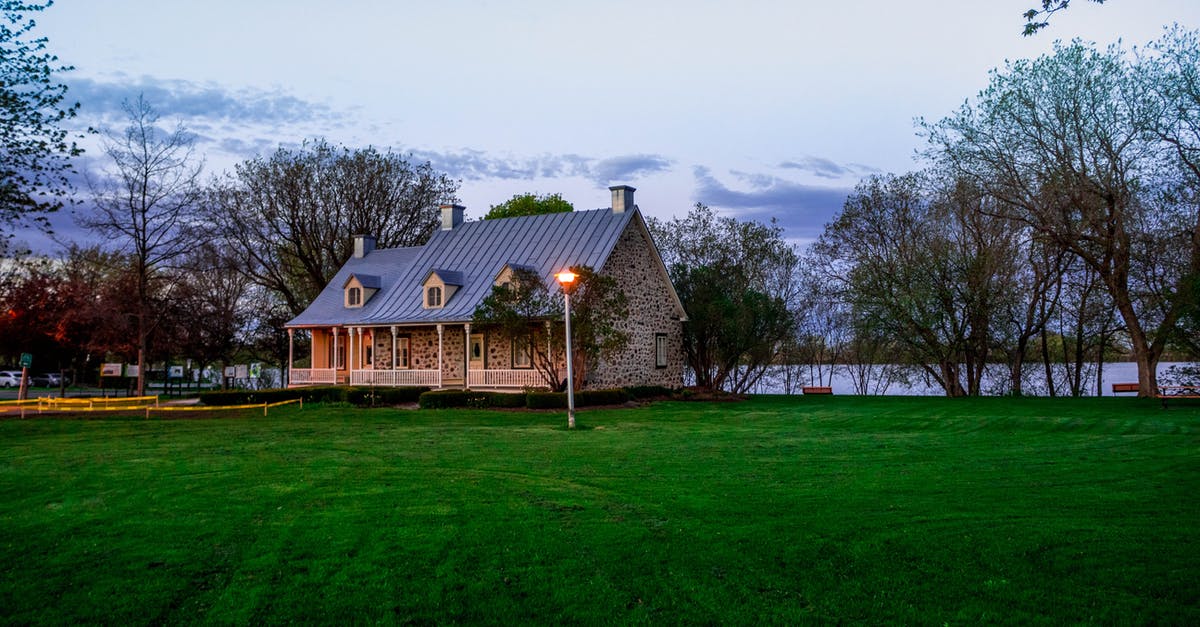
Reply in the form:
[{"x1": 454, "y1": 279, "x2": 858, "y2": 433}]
[
  {"x1": 80, "y1": 95, "x2": 202, "y2": 395},
  {"x1": 204, "y1": 140, "x2": 458, "y2": 315}
]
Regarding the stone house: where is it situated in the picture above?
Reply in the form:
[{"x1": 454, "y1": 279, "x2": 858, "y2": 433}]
[{"x1": 285, "y1": 186, "x2": 687, "y2": 390}]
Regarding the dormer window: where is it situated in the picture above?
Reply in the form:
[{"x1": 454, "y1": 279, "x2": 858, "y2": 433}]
[
  {"x1": 421, "y1": 269, "x2": 462, "y2": 310},
  {"x1": 343, "y1": 273, "x2": 380, "y2": 309},
  {"x1": 494, "y1": 263, "x2": 537, "y2": 289}
]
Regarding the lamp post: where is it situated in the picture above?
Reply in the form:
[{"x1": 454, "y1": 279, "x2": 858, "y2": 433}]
[{"x1": 555, "y1": 270, "x2": 577, "y2": 429}]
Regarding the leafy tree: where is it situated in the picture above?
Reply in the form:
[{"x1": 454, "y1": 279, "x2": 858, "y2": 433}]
[
  {"x1": 1022, "y1": 0, "x2": 1105, "y2": 36},
  {"x1": 472, "y1": 266, "x2": 564, "y2": 389},
  {"x1": 472, "y1": 265, "x2": 628, "y2": 391},
  {"x1": 80, "y1": 95, "x2": 203, "y2": 395},
  {"x1": 482, "y1": 192, "x2": 573, "y2": 220},
  {"x1": 0, "y1": 0, "x2": 82, "y2": 252},
  {"x1": 811, "y1": 173, "x2": 1028, "y2": 397},
  {"x1": 924, "y1": 40, "x2": 1195, "y2": 397},
  {"x1": 205, "y1": 139, "x2": 458, "y2": 315},
  {"x1": 650, "y1": 204, "x2": 798, "y2": 393}
]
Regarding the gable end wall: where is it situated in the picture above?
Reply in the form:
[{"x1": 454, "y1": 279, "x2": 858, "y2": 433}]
[{"x1": 589, "y1": 220, "x2": 685, "y2": 389}]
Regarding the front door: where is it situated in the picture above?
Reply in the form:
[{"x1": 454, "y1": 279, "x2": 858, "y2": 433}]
[{"x1": 469, "y1": 334, "x2": 485, "y2": 369}]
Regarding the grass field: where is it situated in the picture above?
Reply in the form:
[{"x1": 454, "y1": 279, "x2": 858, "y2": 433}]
[{"x1": 1, "y1": 396, "x2": 1197, "y2": 624}]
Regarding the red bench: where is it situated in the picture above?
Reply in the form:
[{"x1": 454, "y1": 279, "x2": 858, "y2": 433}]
[
  {"x1": 802, "y1": 386, "x2": 833, "y2": 395},
  {"x1": 1111, "y1": 382, "x2": 1140, "y2": 394}
]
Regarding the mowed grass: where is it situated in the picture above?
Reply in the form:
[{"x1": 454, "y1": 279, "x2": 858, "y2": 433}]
[{"x1": 0, "y1": 396, "x2": 1197, "y2": 624}]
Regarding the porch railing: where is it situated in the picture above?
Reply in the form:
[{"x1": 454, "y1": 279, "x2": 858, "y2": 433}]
[
  {"x1": 467, "y1": 369, "x2": 549, "y2": 389},
  {"x1": 290, "y1": 368, "x2": 337, "y2": 386},
  {"x1": 350, "y1": 369, "x2": 441, "y2": 387}
]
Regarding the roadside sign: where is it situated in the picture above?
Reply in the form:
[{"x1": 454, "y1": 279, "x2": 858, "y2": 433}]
[
  {"x1": 235, "y1": 364, "x2": 249, "y2": 379},
  {"x1": 224, "y1": 366, "x2": 236, "y2": 378},
  {"x1": 19, "y1": 353, "x2": 31, "y2": 368},
  {"x1": 168, "y1": 365, "x2": 184, "y2": 379},
  {"x1": 125, "y1": 365, "x2": 139, "y2": 378},
  {"x1": 249, "y1": 363, "x2": 262, "y2": 378},
  {"x1": 101, "y1": 363, "x2": 123, "y2": 377}
]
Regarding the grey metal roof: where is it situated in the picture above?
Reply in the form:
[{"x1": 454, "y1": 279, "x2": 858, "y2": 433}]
[
  {"x1": 287, "y1": 208, "x2": 637, "y2": 327},
  {"x1": 343, "y1": 273, "x2": 381, "y2": 289},
  {"x1": 423, "y1": 269, "x2": 463, "y2": 286}
]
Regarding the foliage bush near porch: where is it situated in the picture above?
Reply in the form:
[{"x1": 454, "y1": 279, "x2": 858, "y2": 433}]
[{"x1": 200, "y1": 386, "x2": 428, "y2": 407}]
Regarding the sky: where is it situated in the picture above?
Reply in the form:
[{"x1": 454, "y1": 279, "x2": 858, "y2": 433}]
[{"x1": 15, "y1": 0, "x2": 1200, "y2": 253}]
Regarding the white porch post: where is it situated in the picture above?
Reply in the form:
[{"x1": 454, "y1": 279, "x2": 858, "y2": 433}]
[
  {"x1": 390, "y1": 326, "x2": 398, "y2": 369},
  {"x1": 436, "y1": 324, "x2": 445, "y2": 388},
  {"x1": 545, "y1": 321, "x2": 553, "y2": 383},
  {"x1": 464, "y1": 323, "x2": 471, "y2": 389},
  {"x1": 352, "y1": 327, "x2": 360, "y2": 371},
  {"x1": 332, "y1": 327, "x2": 339, "y2": 371},
  {"x1": 310, "y1": 329, "x2": 316, "y2": 367},
  {"x1": 287, "y1": 328, "x2": 294, "y2": 385}
]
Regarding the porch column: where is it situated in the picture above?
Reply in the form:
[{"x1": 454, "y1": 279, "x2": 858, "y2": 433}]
[
  {"x1": 332, "y1": 327, "x2": 339, "y2": 371},
  {"x1": 390, "y1": 326, "x2": 398, "y2": 369},
  {"x1": 436, "y1": 324, "x2": 444, "y2": 388},
  {"x1": 464, "y1": 323, "x2": 471, "y2": 389},
  {"x1": 545, "y1": 321, "x2": 553, "y2": 381},
  {"x1": 310, "y1": 329, "x2": 316, "y2": 367},
  {"x1": 352, "y1": 327, "x2": 361, "y2": 371},
  {"x1": 287, "y1": 328, "x2": 294, "y2": 384}
]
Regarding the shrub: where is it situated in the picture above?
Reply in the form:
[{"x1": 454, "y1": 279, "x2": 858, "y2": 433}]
[
  {"x1": 578, "y1": 389, "x2": 629, "y2": 406},
  {"x1": 199, "y1": 387, "x2": 333, "y2": 406},
  {"x1": 526, "y1": 391, "x2": 566, "y2": 409},
  {"x1": 419, "y1": 389, "x2": 492, "y2": 409},
  {"x1": 624, "y1": 385, "x2": 673, "y2": 400},
  {"x1": 343, "y1": 386, "x2": 427, "y2": 406},
  {"x1": 487, "y1": 391, "x2": 528, "y2": 408},
  {"x1": 526, "y1": 389, "x2": 629, "y2": 409}
]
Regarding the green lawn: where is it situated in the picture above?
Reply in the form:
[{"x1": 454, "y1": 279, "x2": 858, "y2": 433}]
[{"x1": 1, "y1": 396, "x2": 1197, "y2": 624}]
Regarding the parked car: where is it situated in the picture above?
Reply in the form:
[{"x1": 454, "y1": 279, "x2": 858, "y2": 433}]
[
  {"x1": 40, "y1": 372, "x2": 67, "y2": 387},
  {"x1": 28, "y1": 373, "x2": 53, "y2": 387},
  {"x1": 0, "y1": 371, "x2": 22, "y2": 388}
]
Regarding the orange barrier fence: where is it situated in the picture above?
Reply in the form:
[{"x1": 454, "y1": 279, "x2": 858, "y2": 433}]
[{"x1": 0, "y1": 396, "x2": 302, "y2": 418}]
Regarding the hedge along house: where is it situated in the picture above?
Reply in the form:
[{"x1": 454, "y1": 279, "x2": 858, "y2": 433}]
[{"x1": 285, "y1": 186, "x2": 687, "y2": 390}]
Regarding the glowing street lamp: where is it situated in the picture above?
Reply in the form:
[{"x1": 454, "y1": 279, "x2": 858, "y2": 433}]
[{"x1": 554, "y1": 270, "x2": 577, "y2": 429}]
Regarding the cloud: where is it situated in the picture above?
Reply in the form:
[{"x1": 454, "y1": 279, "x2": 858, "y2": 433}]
[
  {"x1": 412, "y1": 149, "x2": 671, "y2": 187},
  {"x1": 66, "y1": 75, "x2": 345, "y2": 128},
  {"x1": 779, "y1": 156, "x2": 880, "y2": 180},
  {"x1": 591, "y1": 154, "x2": 673, "y2": 184},
  {"x1": 692, "y1": 166, "x2": 850, "y2": 238}
]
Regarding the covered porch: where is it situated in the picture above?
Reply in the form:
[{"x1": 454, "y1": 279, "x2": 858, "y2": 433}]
[{"x1": 286, "y1": 322, "x2": 556, "y2": 390}]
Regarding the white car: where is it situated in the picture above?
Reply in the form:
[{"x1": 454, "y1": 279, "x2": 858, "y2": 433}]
[{"x1": 0, "y1": 371, "x2": 22, "y2": 388}]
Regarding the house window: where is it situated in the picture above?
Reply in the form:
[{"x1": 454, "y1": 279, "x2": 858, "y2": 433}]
[
  {"x1": 655, "y1": 333, "x2": 668, "y2": 369},
  {"x1": 469, "y1": 334, "x2": 484, "y2": 368},
  {"x1": 513, "y1": 336, "x2": 532, "y2": 369},
  {"x1": 427, "y1": 286, "x2": 442, "y2": 308},
  {"x1": 396, "y1": 337, "x2": 410, "y2": 369},
  {"x1": 347, "y1": 287, "x2": 362, "y2": 307},
  {"x1": 334, "y1": 343, "x2": 346, "y2": 370}
]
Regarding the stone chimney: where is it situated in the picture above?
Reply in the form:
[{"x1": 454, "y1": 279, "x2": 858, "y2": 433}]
[
  {"x1": 353, "y1": 234, "x2": 376, "y2": 258},
  {"x1": 609, "y1": 185, "x2": 636, "y2": 213},
  {"x1": 440, "y1": 204, "x2": 465, "y2": 230}
]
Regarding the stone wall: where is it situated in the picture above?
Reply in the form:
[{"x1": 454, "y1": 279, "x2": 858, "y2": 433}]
[{"x1": 588, "y1": 218, "x2": 686, "y2": 389}]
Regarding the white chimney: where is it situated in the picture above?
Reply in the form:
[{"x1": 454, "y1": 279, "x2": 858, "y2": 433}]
[
  {"x1": 353, "y1": 234, "x2": 376, "y2": 258},
  {"x1": 610, "y1": 185, "x2": 636, "y2": 213},
  {"x1": 440, "y1": 204, "x2": 465, "y2": 230}
]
